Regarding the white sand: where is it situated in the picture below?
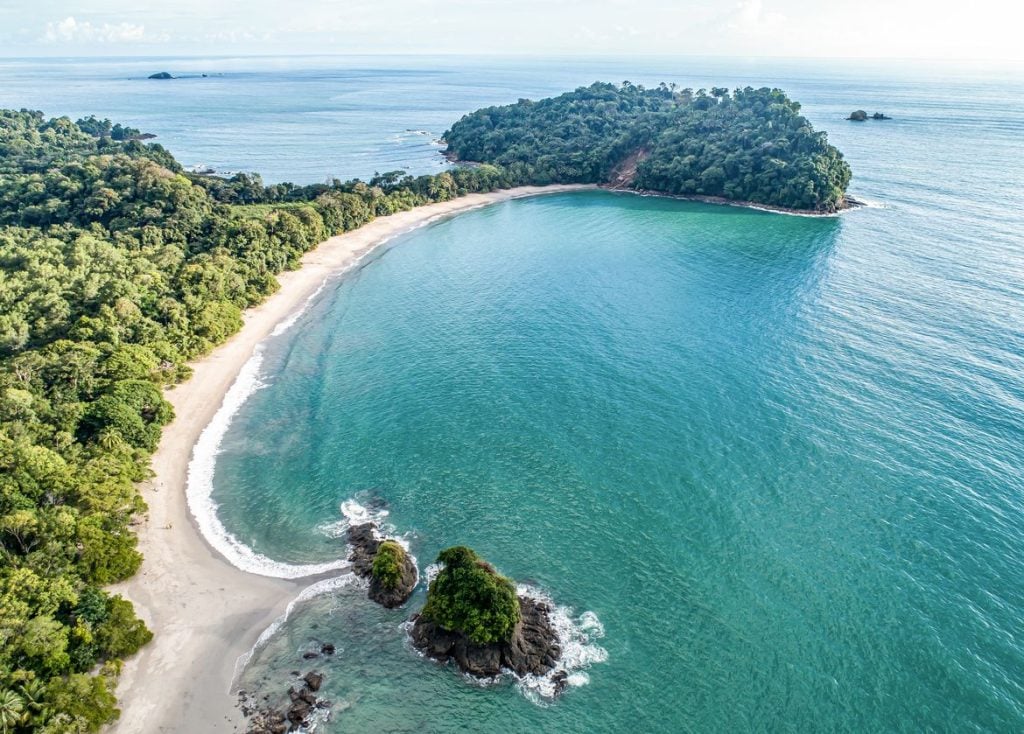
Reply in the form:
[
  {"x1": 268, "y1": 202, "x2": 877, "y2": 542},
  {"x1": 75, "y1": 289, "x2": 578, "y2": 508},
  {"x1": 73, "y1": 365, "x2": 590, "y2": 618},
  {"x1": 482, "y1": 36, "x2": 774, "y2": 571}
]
[{"x1": 106, "y1": 184, "x2": 594, "y2": 732}]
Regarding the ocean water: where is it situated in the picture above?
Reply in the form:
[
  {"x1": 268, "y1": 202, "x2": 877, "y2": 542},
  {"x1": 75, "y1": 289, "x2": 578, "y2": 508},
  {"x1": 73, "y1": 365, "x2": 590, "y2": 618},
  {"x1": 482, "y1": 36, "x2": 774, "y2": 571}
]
[{"x1": 6, "y1": 56, "x2": 1024, "y2": 731}]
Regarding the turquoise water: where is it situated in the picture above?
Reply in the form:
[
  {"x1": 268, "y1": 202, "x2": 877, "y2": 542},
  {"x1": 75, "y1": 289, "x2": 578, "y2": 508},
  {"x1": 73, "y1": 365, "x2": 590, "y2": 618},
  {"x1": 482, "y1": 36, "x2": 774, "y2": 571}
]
[
  {"x1": 8, "y1": 55, "x2": 1024, "y2": 730},
  {"x1": 216, "y1": 183, "x2": 1024, "y2": 730}
]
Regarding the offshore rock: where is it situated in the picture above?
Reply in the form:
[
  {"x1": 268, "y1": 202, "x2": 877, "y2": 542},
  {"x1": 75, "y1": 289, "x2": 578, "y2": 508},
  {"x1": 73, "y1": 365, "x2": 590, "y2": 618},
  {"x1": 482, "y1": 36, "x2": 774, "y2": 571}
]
[
  {"x1": 347, "y1": 522, "x2": 418, "y2": 608},
  {"x1": 410, "y1": 595, "x2": 562, "y2": 681}
]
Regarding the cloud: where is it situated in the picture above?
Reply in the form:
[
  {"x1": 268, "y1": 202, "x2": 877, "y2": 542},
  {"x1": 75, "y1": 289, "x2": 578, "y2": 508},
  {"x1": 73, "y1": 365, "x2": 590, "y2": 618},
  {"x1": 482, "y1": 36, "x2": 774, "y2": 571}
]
[
  {"x1": 729, "y1": 0, "x2": 786, "y2": 33},
  {"x1": 42, "y1": 16, "x2": 166, "y2": 44}
]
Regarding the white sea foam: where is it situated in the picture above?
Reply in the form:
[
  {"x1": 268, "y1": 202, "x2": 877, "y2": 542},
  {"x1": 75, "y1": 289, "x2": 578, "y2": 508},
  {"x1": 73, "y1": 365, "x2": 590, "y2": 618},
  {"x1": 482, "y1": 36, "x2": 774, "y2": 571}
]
[
  {"x1": 341, "y1": 497, "x2": 391, "y2": 527},
  {"x1": 233, "y1": 573, "x2": 359, "y2": 682},
  {"x1": 186, "y1": 344, "x2": 347, "y2": 579},
  {"x1": 319, "y1": 497, "x2": 416, "y2": 552},
  {"x1": 316, "y1": 497, "x2": 391, "y2": 538},
  {"x1": 514, "y1": 584, "x2": 608, "y2": 703},
  {"x1": 424, "y1": 563, "x2": 443, "y2": 585}
]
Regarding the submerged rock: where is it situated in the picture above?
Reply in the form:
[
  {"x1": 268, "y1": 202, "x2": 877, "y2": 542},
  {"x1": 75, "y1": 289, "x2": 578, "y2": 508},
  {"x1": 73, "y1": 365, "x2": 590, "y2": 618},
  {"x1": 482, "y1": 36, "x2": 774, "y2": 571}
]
[
  {"x1": 245, "y1": 708, "x2": 288, "y2": 734},
  {"x1": 410, "y1": 595, "x2": 562, "y2": 680},
  {"x1": 347, "y1": 523, "x2": 417, "y2": 608},
  {"x1": 242, "y1": 669, "x2": 329, "y2": 733}
]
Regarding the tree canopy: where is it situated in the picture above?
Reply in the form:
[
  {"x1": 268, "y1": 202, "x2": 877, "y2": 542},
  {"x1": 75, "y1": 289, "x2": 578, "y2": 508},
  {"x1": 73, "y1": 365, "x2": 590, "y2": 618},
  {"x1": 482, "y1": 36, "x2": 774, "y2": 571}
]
[
  {"x1": 420, "y1": 546, "x2": 521, "y2": 645},
  {"x1": 444, "y1": 82, "x2": 852, "y2": 212}
]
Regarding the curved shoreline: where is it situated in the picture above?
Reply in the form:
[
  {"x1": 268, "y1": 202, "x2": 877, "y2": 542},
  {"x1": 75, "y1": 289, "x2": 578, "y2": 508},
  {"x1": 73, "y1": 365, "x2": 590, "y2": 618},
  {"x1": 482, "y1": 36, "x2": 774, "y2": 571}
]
[
  {"x1": 105, "y1": 184, "x2": 594, "y2": 733},
  {"x1": 606, "y1": 186, "x2": 867, "y2": 217}
]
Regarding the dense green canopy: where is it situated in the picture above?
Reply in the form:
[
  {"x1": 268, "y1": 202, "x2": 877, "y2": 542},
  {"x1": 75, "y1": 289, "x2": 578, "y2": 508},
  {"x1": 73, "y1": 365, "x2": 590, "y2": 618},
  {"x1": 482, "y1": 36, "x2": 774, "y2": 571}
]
[
  {"x1": 421, "y1": 546, "x2": 521, "y2": 645},
  {"x1": 444, "y1": 82, "x2": 853, "y2": 212}
]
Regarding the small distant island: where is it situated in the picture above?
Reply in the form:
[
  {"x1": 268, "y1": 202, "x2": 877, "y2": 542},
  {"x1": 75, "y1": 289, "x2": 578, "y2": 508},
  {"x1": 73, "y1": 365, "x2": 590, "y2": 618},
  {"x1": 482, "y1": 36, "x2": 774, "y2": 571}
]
[
  {"x1": 848, "y1": 110, "x2": 891, "y2": 121},
  {"x1": 445, "y1": 82, "x2": 854, "y2": 213},
  {"x1": 148, "y1": 71, "x2": 174, "y2": 80},
  {"x1": 410, "y1": 546, "x2": 564, "y2": 688}
]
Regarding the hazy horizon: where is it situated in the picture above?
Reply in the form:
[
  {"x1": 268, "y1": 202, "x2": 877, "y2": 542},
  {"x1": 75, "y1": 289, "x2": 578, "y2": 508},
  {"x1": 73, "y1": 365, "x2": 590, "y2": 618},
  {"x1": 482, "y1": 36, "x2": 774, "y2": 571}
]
[{"x1": 2, "y1": 0, "x2": 1021, "y2": 62}]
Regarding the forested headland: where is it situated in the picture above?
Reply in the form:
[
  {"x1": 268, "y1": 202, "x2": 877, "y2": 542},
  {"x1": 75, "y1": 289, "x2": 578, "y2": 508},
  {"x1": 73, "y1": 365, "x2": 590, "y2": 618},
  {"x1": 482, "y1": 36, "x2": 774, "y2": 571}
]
[
  {"x1": 0, "y1": 109, "x2": 516, "y2": 732},
  {"x1": 444, "y1": 82, "x2": 853, "y2": 213}
]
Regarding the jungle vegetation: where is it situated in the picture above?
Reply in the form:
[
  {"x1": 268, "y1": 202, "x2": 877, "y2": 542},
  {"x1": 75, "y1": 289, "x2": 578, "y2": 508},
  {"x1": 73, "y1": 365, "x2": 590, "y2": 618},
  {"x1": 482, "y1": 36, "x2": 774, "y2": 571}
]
[{"x1": 444, "y1": 82, "x2": 853, "y2": 212}]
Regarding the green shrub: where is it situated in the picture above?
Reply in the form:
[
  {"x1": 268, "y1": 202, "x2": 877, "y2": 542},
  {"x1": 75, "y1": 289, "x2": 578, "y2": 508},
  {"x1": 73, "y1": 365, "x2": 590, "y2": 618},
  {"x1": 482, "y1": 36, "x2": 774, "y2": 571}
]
[
  {"x1": 371, "y1": 540, "x2": 405, "y2": 590},
  {"x1": 421, "y1": 546, "x2": 520, "y2": 644}
]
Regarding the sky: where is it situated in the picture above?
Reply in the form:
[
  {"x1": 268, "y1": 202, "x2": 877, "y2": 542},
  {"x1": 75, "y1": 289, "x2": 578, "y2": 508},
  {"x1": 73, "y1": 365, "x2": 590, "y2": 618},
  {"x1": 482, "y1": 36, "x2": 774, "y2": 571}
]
[{"x1": 0, "y1": 0, "x2": 1021, "y2": 61}]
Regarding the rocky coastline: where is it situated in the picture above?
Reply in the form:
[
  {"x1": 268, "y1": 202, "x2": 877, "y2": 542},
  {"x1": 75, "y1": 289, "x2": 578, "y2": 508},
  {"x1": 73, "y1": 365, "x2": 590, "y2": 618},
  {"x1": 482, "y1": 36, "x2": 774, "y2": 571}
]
[{"x1": 241, "y1": 661, "x2": 332, "y2": 733}]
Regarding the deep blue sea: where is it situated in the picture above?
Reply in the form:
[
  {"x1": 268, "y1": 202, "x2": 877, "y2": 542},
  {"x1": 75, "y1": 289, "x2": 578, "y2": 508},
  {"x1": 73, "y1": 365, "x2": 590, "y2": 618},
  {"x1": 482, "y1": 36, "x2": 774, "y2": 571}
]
[{"x1": 5, "y1": 55, "x2": 1024, "y2": 732}]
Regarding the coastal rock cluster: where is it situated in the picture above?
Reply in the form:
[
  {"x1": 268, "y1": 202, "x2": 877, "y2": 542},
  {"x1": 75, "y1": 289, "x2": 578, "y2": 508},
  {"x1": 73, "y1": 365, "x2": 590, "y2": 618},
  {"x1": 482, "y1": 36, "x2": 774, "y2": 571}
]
[
  {"x1": 241, "y1": 666, "x2": 331, "y2": 733},
  {"x1": 848, "y1": 109, "x2": 891, "y2": 121},
  {"x1": 410, "y1": 595, "x2": 564, "y2": 684},
  {"x1": 347, "y1": 522, "x2": 418, "y2": 608}
]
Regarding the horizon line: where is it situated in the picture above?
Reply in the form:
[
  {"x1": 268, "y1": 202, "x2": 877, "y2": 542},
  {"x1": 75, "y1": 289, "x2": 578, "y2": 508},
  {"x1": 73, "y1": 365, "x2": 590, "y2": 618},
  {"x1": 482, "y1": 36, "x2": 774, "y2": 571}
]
[{"x1": 1, "y1": 52, "x2": 1022, "y2": 65}]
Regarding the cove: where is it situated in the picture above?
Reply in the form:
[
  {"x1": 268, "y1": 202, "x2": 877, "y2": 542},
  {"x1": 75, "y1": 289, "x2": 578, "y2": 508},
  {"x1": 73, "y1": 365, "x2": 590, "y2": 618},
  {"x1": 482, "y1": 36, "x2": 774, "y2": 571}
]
[{"x1": 215, "y1": 191, "x2": 1024, "y2": 731}]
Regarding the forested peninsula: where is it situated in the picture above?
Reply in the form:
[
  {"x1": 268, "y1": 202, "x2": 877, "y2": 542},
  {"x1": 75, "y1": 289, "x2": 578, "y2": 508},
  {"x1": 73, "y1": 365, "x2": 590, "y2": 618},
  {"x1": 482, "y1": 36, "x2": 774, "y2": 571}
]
[
  {"x1": 0, "y1": 83, "x2": 851, "y2": 731},
  {"x1": 445, "y1": 82, "x2": 853, "y2": 213}
]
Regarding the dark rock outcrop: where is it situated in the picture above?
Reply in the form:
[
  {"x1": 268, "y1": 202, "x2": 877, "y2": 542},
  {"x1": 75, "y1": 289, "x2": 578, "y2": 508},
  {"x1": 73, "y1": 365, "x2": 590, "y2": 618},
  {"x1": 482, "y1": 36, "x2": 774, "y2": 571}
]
[
  {"x1": 148, "y1": 71, "x2": 173, "y2": 79},
  {"x1": 347, "y1": 522, "x2": 379, "y2": 577},
  {"x1": 303, "y1": 671, "x2": 323, "y2": 692},
  {"x1": 242, "y1": 669, "x2": 328, "y2": 733},
  {"x1": 410, "y1": 595, "x2": 561, "y2": 680},
  {"x1": 347, "y1": 522, "x2": 417, "y2": 608},
  {"x1": 848, "y1": 110, "x2": 890, "y2": 121}
]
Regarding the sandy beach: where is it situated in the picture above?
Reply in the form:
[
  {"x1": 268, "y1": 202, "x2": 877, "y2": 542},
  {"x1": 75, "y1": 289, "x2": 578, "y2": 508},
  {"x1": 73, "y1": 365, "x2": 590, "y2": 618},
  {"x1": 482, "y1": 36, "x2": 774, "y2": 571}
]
[{"x1": 105, "y1": 184, "x2": 593, "y2": 733}]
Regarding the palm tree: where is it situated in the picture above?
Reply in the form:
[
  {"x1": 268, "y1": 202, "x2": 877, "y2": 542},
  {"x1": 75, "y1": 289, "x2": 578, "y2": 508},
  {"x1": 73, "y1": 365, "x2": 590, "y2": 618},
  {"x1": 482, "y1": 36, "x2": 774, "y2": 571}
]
[
  {"x1": 17, "y1": 680, "x2": 46, "y2": 728},
  {"x1": 0, "y1": 689, "x2": 25, "y2": 734}
]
